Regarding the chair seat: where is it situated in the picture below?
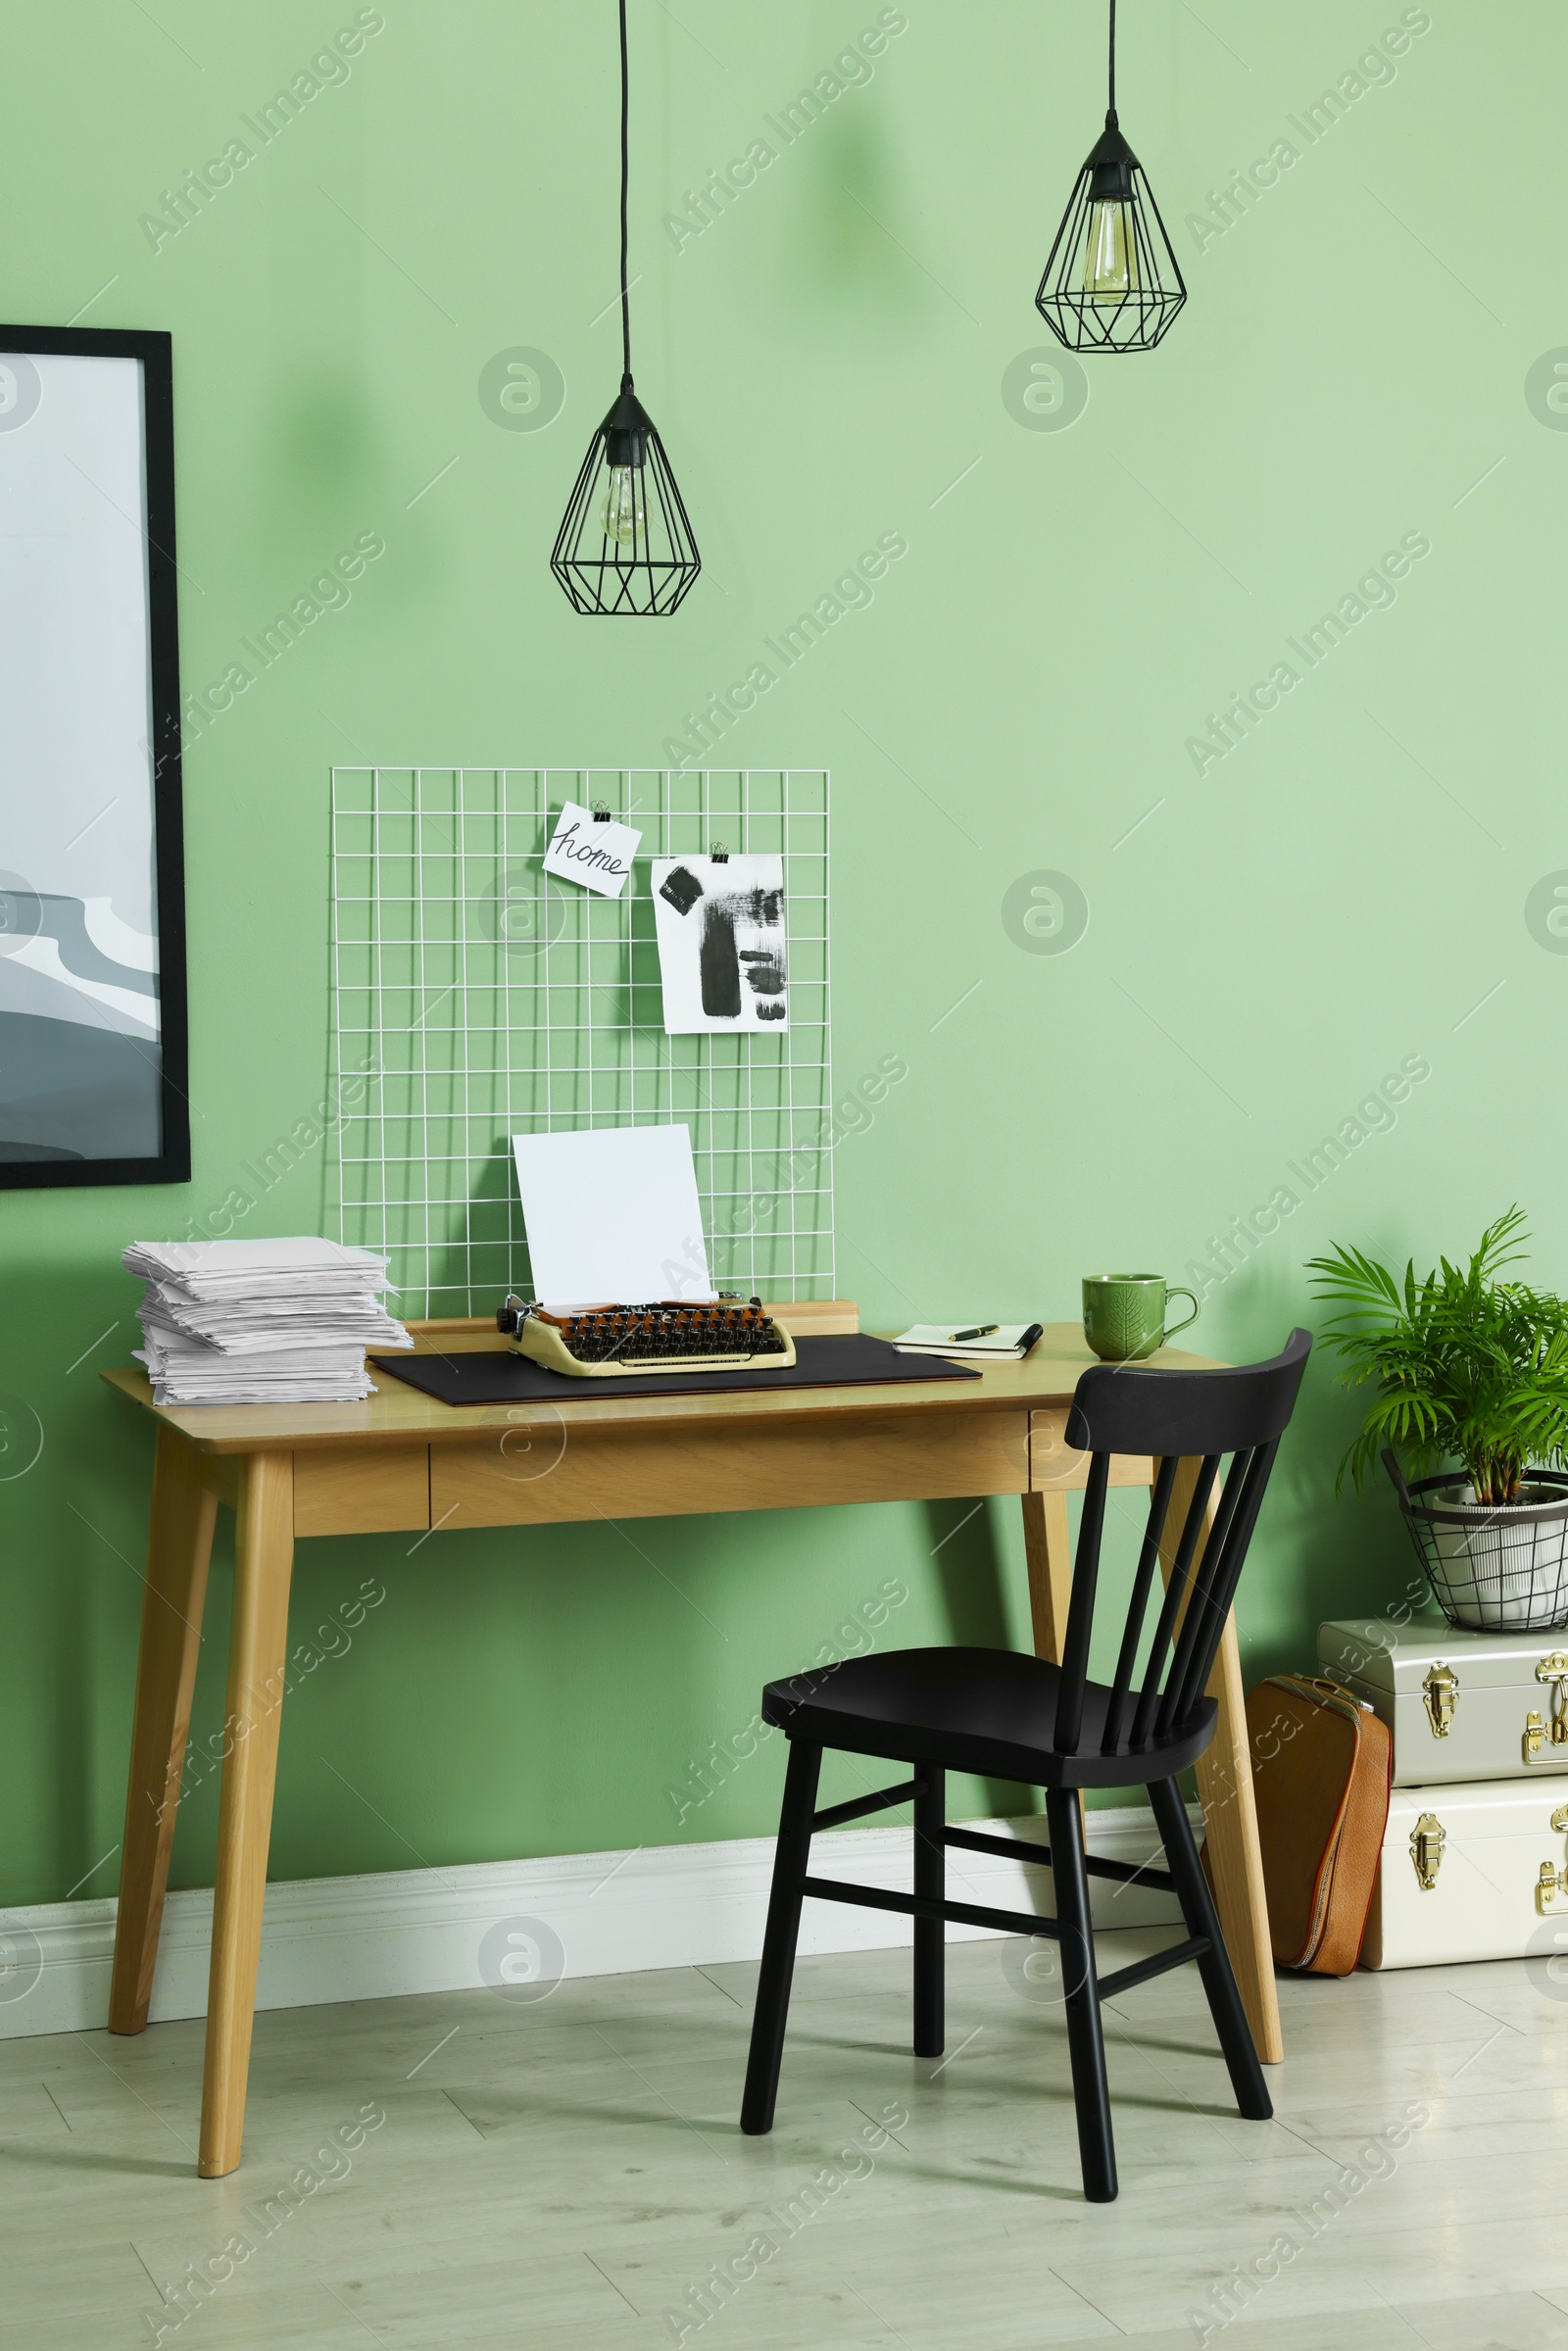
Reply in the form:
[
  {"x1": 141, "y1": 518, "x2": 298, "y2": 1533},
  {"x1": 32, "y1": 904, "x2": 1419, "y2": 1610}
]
[{"x1": 762, "y1": 1645, "x2": 1218, "y2": 1789}]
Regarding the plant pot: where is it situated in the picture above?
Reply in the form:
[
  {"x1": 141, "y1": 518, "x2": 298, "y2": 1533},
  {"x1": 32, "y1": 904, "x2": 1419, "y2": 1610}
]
[{"x1": 1383, "y1": 1452, "x2": 1568, "y2": 1631}]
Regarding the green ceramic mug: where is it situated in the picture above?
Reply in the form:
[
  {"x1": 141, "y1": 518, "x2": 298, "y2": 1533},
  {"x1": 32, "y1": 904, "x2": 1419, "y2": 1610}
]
[{"x1": 1082, "y1": 1273, "x2": 1200, "y2": 1363}]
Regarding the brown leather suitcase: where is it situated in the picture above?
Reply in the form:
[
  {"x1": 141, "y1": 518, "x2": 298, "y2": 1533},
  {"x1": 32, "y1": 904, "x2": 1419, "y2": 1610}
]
[{"x1": 1232, "y1": 1674, "x2": 1394, "y2": 1975}]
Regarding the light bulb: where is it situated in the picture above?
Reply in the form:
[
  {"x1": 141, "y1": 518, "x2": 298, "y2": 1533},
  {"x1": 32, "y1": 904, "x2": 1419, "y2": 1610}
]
[
  {"x1": 600, "y1": 464, "x2": 646, "y2": 548},
  {"x1": 1083, "y1": 200, "x2": 1138, "y2": 299}
]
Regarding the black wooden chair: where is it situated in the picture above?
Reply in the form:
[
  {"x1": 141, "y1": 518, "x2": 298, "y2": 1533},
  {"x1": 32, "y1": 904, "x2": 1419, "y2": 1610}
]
[{"x1": 739, "y1": 1329, "x2": 1310, "y2": 2202}]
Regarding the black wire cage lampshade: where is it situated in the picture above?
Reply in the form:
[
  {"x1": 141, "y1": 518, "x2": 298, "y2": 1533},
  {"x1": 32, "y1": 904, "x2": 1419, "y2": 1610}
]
[
  {"x1": 552, "y1": 378, "x2": 699, "y2": 616},
  {"x1": 1035, "y1": 0, "x2": 1186, "y2": 354},
  {"x1": 552, "y1": 0, "x2": 700, "y2": 616}
]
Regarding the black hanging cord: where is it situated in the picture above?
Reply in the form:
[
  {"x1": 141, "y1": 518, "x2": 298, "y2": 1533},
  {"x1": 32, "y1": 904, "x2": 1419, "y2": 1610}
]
[
  {"x1": 1107, "y1": 0, "x2": 1117, "y2": 122},
  {"x1": 618, "y1": 0, "x2": 633, "y2": 384}
]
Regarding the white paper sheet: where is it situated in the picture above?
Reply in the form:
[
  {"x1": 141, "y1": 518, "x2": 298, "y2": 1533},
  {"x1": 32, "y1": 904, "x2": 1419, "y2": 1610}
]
[
  {"x1": 512, "y1": 1125, "x2": 715, "y2": 1305},
  {"x1": 541, "y1": 802, "x2": 642, "y2": 900},
  {"x1": 651, "y1": 856, "x2": 788, "y2": 1035}
]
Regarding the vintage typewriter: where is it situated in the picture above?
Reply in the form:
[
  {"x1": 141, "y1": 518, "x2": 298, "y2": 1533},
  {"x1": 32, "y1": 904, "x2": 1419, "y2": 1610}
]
[{"x1": 496, "y1": 1296, "x2": 797, "y2": 1379}]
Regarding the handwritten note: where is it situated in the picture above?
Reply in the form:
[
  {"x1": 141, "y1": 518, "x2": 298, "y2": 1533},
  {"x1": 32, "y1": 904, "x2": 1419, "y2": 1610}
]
[{"x1": 541, "y1": 803, "x2": 642, "y2": 900}]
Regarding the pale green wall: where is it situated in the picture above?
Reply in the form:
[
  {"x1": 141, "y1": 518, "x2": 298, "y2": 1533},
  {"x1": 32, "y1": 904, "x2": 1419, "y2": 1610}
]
[{"x1": 2, "y1": 0, "x2": 1561, "y2": 1906}]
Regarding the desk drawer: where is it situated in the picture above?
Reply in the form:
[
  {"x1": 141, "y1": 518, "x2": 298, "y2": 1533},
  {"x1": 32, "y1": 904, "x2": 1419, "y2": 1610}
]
[
  {"x1": 430, "y1": 1409, "x2": 1030, "y2": 1528},
  {"x1": 1028, "y1": 1410, "x2": 1152, "y2": 1492},
  {"x1": 293, "y1": 1445, "x2": 430, "y2": 1536}
]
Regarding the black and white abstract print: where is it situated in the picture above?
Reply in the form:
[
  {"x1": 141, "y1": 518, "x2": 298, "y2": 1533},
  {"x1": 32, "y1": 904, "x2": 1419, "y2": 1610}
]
[{"x1": 651, "y1": 855, "x2": 788, "y2": 1034}]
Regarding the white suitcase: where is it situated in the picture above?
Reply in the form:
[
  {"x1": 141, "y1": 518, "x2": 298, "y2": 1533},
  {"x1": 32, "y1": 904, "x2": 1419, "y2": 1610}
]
[
  {"x1": 1318, "y1": 1615, "x2": 1568, "y2": 1785},
  {"x1": 1363, "y1": 1774, "x2": 1568, "y2": 1967}
]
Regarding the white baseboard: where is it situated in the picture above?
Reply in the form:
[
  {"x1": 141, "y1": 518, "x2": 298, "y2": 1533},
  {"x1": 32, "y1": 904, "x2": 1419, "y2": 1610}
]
[{"x1": 0, "y1": 1804, "x2": 1187, "y2": 2042}]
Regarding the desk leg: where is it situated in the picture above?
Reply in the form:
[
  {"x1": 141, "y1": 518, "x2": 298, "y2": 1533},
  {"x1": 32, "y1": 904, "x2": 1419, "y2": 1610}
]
[
  {"x1": 199, "y1": 1452, "x2": 294, "y2": 2179},
  {"x1": 1161, "y1": 1455, "x2": 1281, "y2": 2067},
  {"x1": 109, "y1": 1430, "x2": 219, "y2": 2034},
  {"x1": 1020, "y1": 1489, "x2": 1072, "y2": 1660},
  {"x1": 1020, "y1": 1491, "x2": 1085, "y2": 1834}
]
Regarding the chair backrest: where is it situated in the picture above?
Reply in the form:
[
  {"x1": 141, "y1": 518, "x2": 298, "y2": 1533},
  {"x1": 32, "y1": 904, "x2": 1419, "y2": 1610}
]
[{"x1": 1052, "y1": 1330, "x2": 1311, "y2": 1756}]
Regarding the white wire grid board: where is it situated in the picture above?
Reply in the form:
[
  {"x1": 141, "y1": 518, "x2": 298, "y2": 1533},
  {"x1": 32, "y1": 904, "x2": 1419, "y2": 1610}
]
[{"x1": 326, "y1": 767, "x2": 834, "y2": 1319}]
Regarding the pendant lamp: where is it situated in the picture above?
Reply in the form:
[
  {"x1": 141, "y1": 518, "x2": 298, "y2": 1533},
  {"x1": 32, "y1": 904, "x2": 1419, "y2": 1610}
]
[
  {"x1": 1036, "y1": 0, "x2": 1186, "y2": 354},
  {"x1": 552, "y1": 0, "x2": 700, "y2": 614}
]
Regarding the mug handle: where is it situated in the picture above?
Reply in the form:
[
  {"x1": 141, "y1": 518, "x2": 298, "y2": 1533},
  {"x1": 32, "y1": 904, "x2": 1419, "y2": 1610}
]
[{"x1": 1162, "y1": 1287, "x2": 1200, "y2": 1343}]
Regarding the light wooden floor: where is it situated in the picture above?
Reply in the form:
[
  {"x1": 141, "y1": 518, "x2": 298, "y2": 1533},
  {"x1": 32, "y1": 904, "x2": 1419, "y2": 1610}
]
[{"x1": 4, "y1": 1925, "x2": 1568, "y2": 2349}]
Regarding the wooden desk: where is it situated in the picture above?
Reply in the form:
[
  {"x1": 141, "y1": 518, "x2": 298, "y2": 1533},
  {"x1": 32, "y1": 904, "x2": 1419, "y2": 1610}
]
[{"x1": 104, "y1": 1308, "x2": 1279, "y2": 2177}]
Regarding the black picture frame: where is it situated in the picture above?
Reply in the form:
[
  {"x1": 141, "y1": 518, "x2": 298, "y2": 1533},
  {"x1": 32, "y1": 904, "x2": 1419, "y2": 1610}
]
[{"x1": 0, "y1": 324, "x2": 189, "y2": 1189}]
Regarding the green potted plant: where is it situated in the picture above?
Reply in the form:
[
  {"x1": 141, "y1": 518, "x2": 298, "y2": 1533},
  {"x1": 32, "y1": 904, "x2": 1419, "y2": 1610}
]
[{"x1": 1307, "y1": 1208, "x2": 1568, "y2": 1631}]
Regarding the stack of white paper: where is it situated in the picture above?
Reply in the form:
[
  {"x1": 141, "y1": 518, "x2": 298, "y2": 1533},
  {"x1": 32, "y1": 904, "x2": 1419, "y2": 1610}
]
[{"x1": 123, "y1": 1238, "x2": 412, "y2": 1404}]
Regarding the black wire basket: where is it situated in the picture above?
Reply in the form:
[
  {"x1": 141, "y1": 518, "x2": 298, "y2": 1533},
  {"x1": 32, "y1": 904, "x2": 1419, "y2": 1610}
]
[{"x1": 1383, "y1": 1449, "x2": 1568, "y2": 1632}]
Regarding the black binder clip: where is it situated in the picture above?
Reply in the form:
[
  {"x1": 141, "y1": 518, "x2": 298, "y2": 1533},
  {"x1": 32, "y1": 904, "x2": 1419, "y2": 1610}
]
[
  {"x1": 710, "y1": 839, "x2": 729, "y2": 863},
  {"x1": 592, "y1": 801, "x2": 612, "y2": 821}
]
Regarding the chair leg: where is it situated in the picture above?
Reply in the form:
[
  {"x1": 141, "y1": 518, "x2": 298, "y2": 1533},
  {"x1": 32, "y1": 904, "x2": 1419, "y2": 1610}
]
[
  {"x1": 741, "y1": 1739, "x2": 822, "y2": 2135},
  {"x1": 1045, "y1": 1787, "x2": 1117, "y2": 2203},
  {"x1": 1148, "y1": 1776, "x2": 1272, "y2": 2122},
  {"x1": 912, "y1": 1765, "x2": 945, "y2": 2058}
]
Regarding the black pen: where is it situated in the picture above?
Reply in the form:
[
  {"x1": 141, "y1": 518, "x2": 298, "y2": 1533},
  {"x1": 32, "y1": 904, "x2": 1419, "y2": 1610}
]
[{"x1": 952, "y1": 1324, "x2": 1000, "y2": 1342}]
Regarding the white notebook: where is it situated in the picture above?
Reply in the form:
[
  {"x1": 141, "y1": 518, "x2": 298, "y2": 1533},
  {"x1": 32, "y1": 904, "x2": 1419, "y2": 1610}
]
[{"x1": 893, "y1": 1323, "x2": 1040, "y2": 1359}]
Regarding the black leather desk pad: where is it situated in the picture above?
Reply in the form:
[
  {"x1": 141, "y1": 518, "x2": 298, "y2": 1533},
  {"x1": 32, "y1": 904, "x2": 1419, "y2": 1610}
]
[{"x1": 370, "y1": 1332, "x2": 982, "y2": 1408}]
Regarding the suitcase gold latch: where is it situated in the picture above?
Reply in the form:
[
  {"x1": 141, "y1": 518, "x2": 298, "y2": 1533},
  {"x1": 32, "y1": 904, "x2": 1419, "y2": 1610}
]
[
  {"x1": 1536, "y1": 1808, "x2": 1568, "y2": 1909},
  {"x1": 1410, "y1": 1813, "x2": 1446, "y2": 1890},
  {"x1": 1422, "y1": 1661, "x2": 1458, "y2": 1739},
  {"x1": 1537, "y1": 1652, "x2": 1568, "y2": 1746},
  {"x1": 1525, "y1": 1710, "x2": 1547, "y2": 1763}
]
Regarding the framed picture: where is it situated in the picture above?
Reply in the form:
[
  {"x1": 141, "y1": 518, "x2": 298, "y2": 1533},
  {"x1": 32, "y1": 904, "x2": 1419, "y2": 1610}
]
[{"x1": 0, "y1": 325, "x2": 188, "y2": 1187}]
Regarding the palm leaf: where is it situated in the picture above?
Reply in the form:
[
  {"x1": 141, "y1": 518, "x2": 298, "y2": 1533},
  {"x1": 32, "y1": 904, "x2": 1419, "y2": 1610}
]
[{"x1": 1310, "y1": 1208, "x2": 1568, "y2": 1495}]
